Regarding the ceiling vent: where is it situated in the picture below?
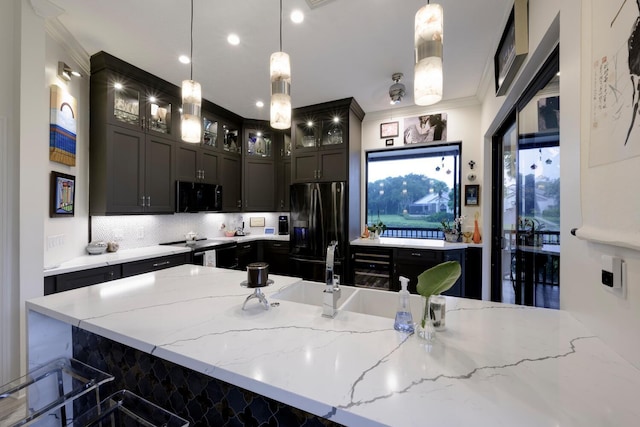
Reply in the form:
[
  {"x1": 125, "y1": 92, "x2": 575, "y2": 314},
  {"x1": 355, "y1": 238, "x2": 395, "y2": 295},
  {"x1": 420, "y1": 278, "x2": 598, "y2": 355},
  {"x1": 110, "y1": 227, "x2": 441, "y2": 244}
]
[{"x1": 305, "y1": 0, "x2": 336, "y2": 9}]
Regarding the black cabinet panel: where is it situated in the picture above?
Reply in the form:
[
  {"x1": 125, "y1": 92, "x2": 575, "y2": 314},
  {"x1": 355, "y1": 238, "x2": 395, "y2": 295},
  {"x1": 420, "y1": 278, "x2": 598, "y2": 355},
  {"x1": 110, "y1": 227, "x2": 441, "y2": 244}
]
[
  {"x1": 264, "y1": 241, "x2": 290, "y2": 275},
  {"x1": 465, "y1": 247, "x2": 483, "y2": 299},
  {"x1": 54, "y1": 265, "x2": 122, "y2": 293},
  {"x1": 121, "y1": 253, "x2": 189, "y2": 277},
  {"x1": 393, "y1": 248, "x2": 465, "y2": 296}
]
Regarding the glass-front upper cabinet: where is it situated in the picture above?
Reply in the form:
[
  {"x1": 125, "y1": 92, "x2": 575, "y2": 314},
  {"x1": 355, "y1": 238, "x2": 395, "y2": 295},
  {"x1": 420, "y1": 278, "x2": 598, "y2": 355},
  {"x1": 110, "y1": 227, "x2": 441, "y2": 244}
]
[
  {"x1": 222, "y1": 123, "x2": 241, "y2": 154},
  {"x1": 202, "y1": 114, "x2": 219, "y2": 149},
  {"x1": 320, "y1": 115, "x2": 345, "y2": 147},
  {"x1": 110, "y1": 77, "x2": 175, "y2": 137},
  {"x1": 294, "y1": 119, "x2": 320, "y2": 150},
  {"x1": 246, "y1": 129, "x2": 273, "y2": 158},
  {"x1": 146, "y1": 94, "x2": 172, "y2": 135},
  {"x1": 293, "y1": 112, "x2": 346, "y2": 150},
  {"x1": 282, "y1": 133, "x2": 291, "y2": 158}
]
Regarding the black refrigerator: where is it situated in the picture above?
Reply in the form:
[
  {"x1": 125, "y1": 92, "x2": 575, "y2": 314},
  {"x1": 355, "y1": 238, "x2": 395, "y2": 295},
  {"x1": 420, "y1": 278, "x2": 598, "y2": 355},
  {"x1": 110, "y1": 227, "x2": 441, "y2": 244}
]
[{"x1": 289, "y1": 182, "x2": 347, "y2": 282}]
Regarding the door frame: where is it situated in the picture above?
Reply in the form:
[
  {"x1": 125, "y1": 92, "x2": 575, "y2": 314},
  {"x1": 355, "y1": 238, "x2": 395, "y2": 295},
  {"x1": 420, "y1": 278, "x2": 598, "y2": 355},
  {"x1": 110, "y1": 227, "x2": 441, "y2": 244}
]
[{"x1": 490, "y1": 46, "x2": 560, "y2": 304}]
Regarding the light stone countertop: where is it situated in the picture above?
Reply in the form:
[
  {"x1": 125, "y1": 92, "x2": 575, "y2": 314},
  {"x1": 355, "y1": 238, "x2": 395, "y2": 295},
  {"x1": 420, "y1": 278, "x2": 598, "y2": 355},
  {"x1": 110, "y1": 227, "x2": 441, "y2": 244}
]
[
  {"x1": 27, "y1": 265, "x2": 640, "y2": 426},
  {"x1": 43, "y1": 234, "x2": 289, "y2": 277},
  {"x1": 351, "y1": 236, "x2": 478, "y2": 250}
]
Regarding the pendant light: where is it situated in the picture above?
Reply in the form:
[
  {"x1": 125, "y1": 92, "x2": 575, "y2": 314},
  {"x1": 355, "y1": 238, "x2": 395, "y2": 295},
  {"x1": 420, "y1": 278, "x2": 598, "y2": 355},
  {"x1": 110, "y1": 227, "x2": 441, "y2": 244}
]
[
  {"x1": 414, "y1": 1, "x2": 443, "y2": 106},
  {"x1": 270, "y1": 0, "x2": 291, "y2": 130},
  {"x1": 181, "y1": 0, "x2": 202, "y2": 143}
]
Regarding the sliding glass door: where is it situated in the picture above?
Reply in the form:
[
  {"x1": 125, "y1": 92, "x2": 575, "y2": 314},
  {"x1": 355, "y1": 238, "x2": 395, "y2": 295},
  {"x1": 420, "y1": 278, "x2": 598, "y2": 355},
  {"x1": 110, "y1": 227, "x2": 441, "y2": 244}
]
[{"x1": 491, "y1": 48, "x2": 560, "y2": 308}]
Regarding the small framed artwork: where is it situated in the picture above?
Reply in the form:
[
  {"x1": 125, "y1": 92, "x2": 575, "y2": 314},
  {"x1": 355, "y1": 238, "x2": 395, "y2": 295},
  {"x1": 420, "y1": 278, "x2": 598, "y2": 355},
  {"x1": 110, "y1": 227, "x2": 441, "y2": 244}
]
[
  {"x1": 380, "y1": 121, "x2": 399, "y2": 138},
  {"x1": 50, "y1": 171, "x2": 75, "y2": 217},
  {"x1": 385, "y1": 138, "x2": 394, "y2": 146},
  {"x1": 465, "y1": 184, "x2": 480, "y2": 206},
  {"x1": 494, "y1": 0, "x2": 528, "y2": 96}
]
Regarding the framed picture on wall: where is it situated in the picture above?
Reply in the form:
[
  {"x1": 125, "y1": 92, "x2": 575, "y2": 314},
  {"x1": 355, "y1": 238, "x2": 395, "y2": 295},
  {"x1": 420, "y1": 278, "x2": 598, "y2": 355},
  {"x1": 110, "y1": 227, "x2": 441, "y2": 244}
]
[
  {"x1": 50, "y1": 171, "x2": 75, "y2": 217},
  {"x1": 465, "y1": 184, "x2": 480, "y2": 206},
  {"x1": 380, "y1": 121, "x2": 399, "y2": 138}
]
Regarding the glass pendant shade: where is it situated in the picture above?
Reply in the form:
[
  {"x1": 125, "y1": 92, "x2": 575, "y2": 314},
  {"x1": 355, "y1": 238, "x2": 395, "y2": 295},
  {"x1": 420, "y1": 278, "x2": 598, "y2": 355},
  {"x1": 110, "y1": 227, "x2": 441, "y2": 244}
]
[
  {"x1": 181, "y1": 79, "x2": 202, "y2": 143},
  {"x1": 270, "y1": 52, "x2": 291, "y2": 129},
  {"x1": 414, "y1": 3, "x2": 443, "y2": 106}
]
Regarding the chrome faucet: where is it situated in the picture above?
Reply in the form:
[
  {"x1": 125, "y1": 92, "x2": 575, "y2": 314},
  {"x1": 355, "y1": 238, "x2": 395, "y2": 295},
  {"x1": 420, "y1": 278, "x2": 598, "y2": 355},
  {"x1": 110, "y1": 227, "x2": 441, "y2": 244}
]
[{"x1": 322, "y1": 241, "x2": 341, "y2": 318}]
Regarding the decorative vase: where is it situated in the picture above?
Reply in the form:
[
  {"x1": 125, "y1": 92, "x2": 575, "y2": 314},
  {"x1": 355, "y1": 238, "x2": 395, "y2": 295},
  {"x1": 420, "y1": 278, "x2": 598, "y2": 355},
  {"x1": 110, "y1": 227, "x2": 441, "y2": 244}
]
[
  {"x1": 369, "y1": 230, "x2": 379, "y2": 240},
  {"x1": 472, "y1": 219, "x2": 481, "y2": 244},
  {"x1": 416, "y1": 296, "x2": 436, "y2": 341},
  {"x1": 444, "y1": 232, "x2": 458, "y2": 243}
]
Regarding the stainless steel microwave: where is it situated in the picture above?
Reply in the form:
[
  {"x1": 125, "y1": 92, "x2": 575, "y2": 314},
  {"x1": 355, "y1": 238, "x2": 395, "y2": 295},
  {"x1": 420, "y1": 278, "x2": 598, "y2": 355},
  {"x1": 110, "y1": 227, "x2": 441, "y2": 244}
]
[{"x1": 175, "y1": 181, "x2": 222, "y2": 213}]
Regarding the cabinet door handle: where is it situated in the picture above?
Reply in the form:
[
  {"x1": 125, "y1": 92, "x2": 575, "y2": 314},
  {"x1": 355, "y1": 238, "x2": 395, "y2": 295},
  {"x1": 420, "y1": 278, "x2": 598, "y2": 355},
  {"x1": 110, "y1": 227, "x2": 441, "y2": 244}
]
[
  {"x1": 147, "y1": 196, "x2": 151, "y2": 206},
  {"x1": 141, "y1": 196, "x2": 146, "y2": 207},
  {"x1": 152, "y1": 261, "x2": 171, "y2": 267},
  {"x1": 141, "y1": 116, "x2": 145, "y2": 130},
  {"x1": 411, "y1": 252, "x2": 422, "y2": 257},
  {"x1": 237, "y1": 200, "x2": 242, "y2": 208}
]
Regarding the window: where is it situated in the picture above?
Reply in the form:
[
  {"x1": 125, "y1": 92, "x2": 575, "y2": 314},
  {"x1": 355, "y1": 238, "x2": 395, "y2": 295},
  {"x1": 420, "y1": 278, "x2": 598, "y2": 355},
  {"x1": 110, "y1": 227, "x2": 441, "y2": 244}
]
[{"x1": 366, "y1": 143, "x2": 461, "y2": 238}]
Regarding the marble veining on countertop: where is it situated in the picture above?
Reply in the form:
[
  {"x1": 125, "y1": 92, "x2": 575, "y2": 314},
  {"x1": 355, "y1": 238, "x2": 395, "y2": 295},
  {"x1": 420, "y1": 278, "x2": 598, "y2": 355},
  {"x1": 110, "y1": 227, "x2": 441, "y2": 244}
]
[{"x1": 27, "y1": 265, "x2": 640, "y2": 426}]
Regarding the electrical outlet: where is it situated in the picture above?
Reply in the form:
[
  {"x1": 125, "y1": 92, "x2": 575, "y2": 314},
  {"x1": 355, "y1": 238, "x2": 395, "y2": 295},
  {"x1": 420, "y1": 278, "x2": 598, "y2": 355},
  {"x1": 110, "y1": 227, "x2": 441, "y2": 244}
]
[
  {"x1": 46, "y1": 234, "x2": 64, "y2": 250},
  {"x1": 136, "y1": 226, "x2": 144, "y2": 239},
  {"x1": 601, "y1": 255, "x2": 625, "y2": 297}
]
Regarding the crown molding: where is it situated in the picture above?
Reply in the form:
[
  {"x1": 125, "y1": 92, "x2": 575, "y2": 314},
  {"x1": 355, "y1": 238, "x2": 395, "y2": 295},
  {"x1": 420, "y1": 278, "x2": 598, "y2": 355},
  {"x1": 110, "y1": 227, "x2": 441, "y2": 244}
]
[
  {"x1": 363, "y1": 96, "x2": 481, "y2": 123},
  {"x1": 45, "y1": 18, "x2": 90, "y2": 75}
]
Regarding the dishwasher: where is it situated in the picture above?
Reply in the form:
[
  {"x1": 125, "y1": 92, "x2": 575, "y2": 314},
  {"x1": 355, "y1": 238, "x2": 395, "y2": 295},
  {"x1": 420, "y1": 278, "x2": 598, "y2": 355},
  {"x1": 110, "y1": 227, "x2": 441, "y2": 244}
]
[{"x1": 161, "y1": 239, "x2": 238, "y2": 269}]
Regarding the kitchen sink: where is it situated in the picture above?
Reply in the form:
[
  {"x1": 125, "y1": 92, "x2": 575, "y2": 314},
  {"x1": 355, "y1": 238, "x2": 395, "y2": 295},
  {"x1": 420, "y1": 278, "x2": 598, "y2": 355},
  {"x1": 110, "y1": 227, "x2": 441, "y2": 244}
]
[
  {"x1": 340, "y1": 287, "x2": 424, "y2": 319},
  {"x1": 271, "y1": 280, "x2": 357, "y2": 307}
]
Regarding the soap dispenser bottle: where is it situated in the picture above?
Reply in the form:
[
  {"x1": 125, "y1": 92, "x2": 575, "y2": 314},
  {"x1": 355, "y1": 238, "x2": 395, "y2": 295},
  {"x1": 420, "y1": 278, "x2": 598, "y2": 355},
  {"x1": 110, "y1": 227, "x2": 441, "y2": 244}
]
[{"x1": 394, "y1": 276, "x2": 414, "y2": 333}]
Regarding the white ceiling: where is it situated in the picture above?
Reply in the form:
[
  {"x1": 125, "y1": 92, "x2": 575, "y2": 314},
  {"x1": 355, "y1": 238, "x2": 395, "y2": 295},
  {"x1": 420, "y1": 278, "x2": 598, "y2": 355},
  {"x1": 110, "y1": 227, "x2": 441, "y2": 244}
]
[{"x1": 49, "y1": 0, "x2": 513, "y2": 119}]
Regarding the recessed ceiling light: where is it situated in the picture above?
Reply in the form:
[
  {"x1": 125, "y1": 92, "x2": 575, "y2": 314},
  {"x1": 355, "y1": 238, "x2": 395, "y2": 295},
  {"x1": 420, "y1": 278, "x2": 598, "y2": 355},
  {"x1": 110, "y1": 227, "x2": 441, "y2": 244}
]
[
  {"x1": 291, "y1": 10, "x2": 304, "y2": 23},
  {"x1": 179, "y1": 55, "x2": 190, "y2": 64},
  {"x1": 256, "y1": 101, "x2": 264, "y2": 108},
  {"x1": 227, "y1": 34, "x2": 240, "y2": 45}
]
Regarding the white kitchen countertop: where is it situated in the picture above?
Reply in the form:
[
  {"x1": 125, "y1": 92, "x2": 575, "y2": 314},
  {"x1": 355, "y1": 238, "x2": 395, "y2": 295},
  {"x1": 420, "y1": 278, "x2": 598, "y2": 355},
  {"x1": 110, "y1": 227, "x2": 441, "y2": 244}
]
[
  {"x1": 351, "y1": 236, "x2": 475, "y2": 250},
  {"x1": 43, "y1": 245, "x2": 193, "y2": 277},
  {"x1": 43, "y1": 234, "x2": 290, "y2": 277},
  {"x1": 27, "y1": 265, "x2": 640, "y2": 426}
]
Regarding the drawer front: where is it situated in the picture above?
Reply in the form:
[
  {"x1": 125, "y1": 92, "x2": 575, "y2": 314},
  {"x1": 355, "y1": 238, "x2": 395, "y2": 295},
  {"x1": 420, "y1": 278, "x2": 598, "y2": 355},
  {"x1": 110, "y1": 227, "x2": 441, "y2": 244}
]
[
  {"x1": 266, "y1": 241, "x2": 289, "y2": 254},
  {"x1": 122, "y1": 253, "x2": 189, "y2": 277},
  {"x1": 395, "y1": 248, "x2": 443, "y2": 263},
  {"x1": 55, "y1": 265, "x2": 122, "y2": 293}
]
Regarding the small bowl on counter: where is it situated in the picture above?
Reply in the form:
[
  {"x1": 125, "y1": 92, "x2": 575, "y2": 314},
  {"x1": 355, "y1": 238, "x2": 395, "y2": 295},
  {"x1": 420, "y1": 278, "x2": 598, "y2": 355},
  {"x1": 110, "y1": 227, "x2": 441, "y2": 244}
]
[{"x1": 86, "y1": 241, "x2": 108, "y2": 255}]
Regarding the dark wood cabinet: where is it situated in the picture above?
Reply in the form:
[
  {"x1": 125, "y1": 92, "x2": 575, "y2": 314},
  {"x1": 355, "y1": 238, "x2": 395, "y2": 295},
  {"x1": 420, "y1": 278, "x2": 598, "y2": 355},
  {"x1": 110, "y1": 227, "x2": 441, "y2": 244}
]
[
  {"x1": 236, "y1": 241, "x2": 256, "y2": 271},
  {"x1": 221, "y1": 153, "x2": 242, "y2": 211},
  {"x1": 90, "y1": 52, "x2": 178, "y2": 215},
  {"x1": 291, "y1": 99, "x2": 362, "y2": 184},
  {"x1": 45, "y1": 253, "x2": 190, "y2": 295},
  {"x1": 48, "y1": 265, "x2": 122, "y2": 294},
  {"x1": 264, "y1": 240, "x2": 290, "y2": 275},
  {"x1": 465, "y1": 247, "x2": 483, "y2": 299},
  {"x1": 176, "y1": 143, "x2": 219, "y2": 184},
  {"x1": 243, "y1": 120, "x2": 277, "y2": 212},
  {"x1": 393, "y1": 248, "x2": 465, "y2": 296},
  {"x1": 121, "y1": 253, "x2": 189, "y2": 277},
  {"x1": 90, "y1": 124, "x2": 174, "y2": 214}
]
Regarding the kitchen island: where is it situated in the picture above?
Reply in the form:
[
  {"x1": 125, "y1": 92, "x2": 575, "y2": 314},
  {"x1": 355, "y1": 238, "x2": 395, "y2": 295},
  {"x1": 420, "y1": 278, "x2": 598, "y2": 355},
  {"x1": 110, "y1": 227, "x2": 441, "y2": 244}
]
[{"x1": 27, "y1": 265, "x2": 640, "y2": 426}]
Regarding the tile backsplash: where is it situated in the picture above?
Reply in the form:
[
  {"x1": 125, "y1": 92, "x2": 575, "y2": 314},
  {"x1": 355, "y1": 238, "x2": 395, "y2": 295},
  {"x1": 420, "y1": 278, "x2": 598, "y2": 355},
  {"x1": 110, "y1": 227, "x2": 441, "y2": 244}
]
[{"x1": 91, "y1": 212, "x2": 286, "y2": 249}]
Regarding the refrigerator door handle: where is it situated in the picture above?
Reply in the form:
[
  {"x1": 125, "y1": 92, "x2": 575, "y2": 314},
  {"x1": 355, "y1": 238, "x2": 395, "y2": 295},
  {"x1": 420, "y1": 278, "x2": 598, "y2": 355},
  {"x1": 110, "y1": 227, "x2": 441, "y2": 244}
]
[{"x1": 315, "y1": 183, "x2": 325, "y2": 255}]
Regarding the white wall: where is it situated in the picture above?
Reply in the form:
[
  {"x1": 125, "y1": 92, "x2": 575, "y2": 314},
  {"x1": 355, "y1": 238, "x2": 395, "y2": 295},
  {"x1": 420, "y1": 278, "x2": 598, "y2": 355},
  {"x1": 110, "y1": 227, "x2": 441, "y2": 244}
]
[
  {"x1": 0, "y1": 0, "x2": 21, "y2": 386},
  {"x1": 43, "y1": 33, "x2": 90, "y2": 268},
  {"x1": 480, "y1": 0, "x2": 640, "y2": 369},
  {"x1": 361, "y1": 100, "x2": 484, "y2": 230}
]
